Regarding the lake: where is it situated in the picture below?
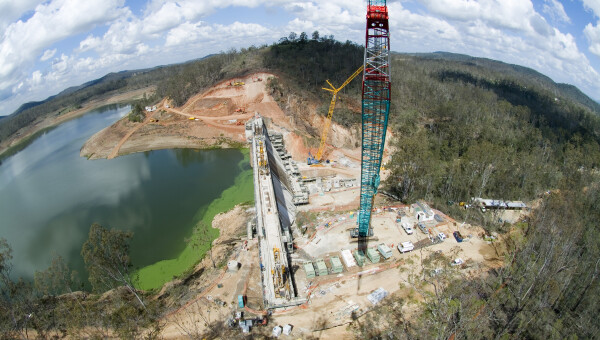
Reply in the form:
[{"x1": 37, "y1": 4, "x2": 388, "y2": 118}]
[{"x1": 0, "y1": 105, "x2": 249, "y2": 282}]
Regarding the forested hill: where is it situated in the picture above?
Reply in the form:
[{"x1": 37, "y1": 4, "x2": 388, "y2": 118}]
[{"x1": 411, "y1": 51, "x2": 600, "y2": 113}]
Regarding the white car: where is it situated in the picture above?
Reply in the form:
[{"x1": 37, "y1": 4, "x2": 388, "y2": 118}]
[
  {"x1": 451, "y1": 258, "x2": 464, "y2": 266},
  {"x1": 398, "y1": 241, "x2": 414, "y2": 253},
  {"x1": 401, "y1": 222, "x2": 414, "y2": 235},
  {"x1": 437, "y1": 232, "x2": 446, "y2": 241}
]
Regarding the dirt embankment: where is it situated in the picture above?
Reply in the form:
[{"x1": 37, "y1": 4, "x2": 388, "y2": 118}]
[
  {"x1": 1, "y1": 87, "x2": 155, "y2": 157},
  {"x1": 79, "y1": 72, "x2": 366, "y2": 163}
]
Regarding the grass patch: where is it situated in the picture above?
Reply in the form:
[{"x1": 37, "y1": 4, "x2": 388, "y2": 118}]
[{"x1": 134, "y1": 149, "x2": 254, "y2": 291}]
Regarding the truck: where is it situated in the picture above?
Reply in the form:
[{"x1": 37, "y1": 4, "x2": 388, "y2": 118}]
[
  {"x1": 453, "y1": 231, "x2": 464, "y2": 243},
  {"x1": 401, "y1": 221, "x2": 414, "y2": 235},
  {"x1": 397, "y1": 241, "x2": 414, "y2": 253},
  {"x1": 437, "y1": 232, "x2": 446, "y2": 242}
]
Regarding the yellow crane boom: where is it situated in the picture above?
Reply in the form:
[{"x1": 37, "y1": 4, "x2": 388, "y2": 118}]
[{"x1": 315, "y1": 65, "x2": 364, "y2": 162}]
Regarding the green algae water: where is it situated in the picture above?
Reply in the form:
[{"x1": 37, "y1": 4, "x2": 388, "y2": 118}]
[{"x1": 0, "y1": 106, "x2": 252, "y2": 290}]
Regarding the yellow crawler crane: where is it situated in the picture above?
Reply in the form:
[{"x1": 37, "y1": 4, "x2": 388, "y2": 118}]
[
  {"x1": 258, "y1": 141, "x2": 268, "y2": 173},
  {"x1": 308, "y1": 65, "x2": 364, "y2": 165},
  {"x1": 272, "y1": 247, "x2": 286, "y2": 298}
]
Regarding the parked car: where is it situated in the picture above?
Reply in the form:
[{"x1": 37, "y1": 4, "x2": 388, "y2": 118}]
[
  {"x1": 401, "y1": 222, "x2": 414, "y2": 235},
  {"x1": 417, "y1": 222, "x2": 427, "y2": 234},
  {"x1": 451, "y1": 258, "x2": 464, "y2": 266},
  {"x1": 453, "y1": 231, "x2": 464, "y2": 242},
  {"x1": 437, "y1": 232, "x2": 446, "y2": 242},
  {"x1": 398, "y1": 241, "x2": 414, "y2": 253}
]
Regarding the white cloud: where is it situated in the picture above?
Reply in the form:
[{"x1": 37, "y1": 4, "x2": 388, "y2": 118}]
[
  {"x1": 30, "y1": 70, "x2": 42, "y2": 86},
  {"x1": 417, "y1": 0, "x2": 535, "y2": 31},
  {"x1": 581, "y1": 0, "x2": 600, "y2": 17},
  {"x1": 584, "y1": 22, "x2": 600, "y2": 56},
  {"x1": 78, "y1": 35, "x2": 102, "y2": 53},
  {"x1": 0, "y1": 0, "x2": 44, "y2": 32},
  {"x1": 0, "y1": 0, "x2": 127, "y2": 102},
  {"x1": 40, "y1": 48, "x2": 56, "y2": 61},
  {"x1": 543, "y1": 0, "x2": 571, "y2": 24},
  {"x1": 165, "y1": 22, "x2": 211, "y2": 47},
  {"x1": 165, "y1": 21, "x2": 272, "y2": 47},
  {"x1": 530, "y1": 13, "x2": 554, "y2": 37}
]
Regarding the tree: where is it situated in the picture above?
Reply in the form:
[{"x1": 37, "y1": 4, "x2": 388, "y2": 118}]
[
  {"x1": 34, "y1": 255, "x2": 80, "y2": 296},
  {"x1": 0, "y1": 238, "x2": 33, "y2": 338},
  {"x1": 312, "y1": 30, "x2": 320, "y2": 40},
  {"x1": 299, "y1": 31, "x2": 308, "y2": 42},
  {"x1": 128, "y1": 103, "x2": 145, "y2": 122},
  {"x1": 81, "y1": 224, "x2": 145, "y2": 309},
  {"x1": 288, "y1": 32, "x2": 298, "y2": 41}
]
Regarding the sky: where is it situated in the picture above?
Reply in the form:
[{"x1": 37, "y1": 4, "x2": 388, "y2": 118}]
[{"x1": 1, "y1": 0, "x2": 599, "y2": 116}]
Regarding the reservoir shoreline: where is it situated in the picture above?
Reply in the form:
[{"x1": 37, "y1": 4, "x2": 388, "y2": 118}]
[
  {"x1": 0, "y1": 105, "x2": 252, "y2": 292},
  {"x1": 134, "y1": 150, "x2": 254, "y2": 291}
]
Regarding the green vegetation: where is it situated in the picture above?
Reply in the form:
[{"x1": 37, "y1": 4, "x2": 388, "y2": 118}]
[
  {"x1": 81, "y1": 224, "x2": 146, "y2": 309},
  {"x1": 134, "y1": 150, "x2": 254, "y2": 291},
  {"x1": 127, "y1": 103, "x2": 145, "y2": 122},
  {"x1": 382, "y1": 55, "x2": 600, "y2": 229}
]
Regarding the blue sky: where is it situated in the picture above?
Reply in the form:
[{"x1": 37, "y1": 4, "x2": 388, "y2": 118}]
[{"x1": 0, "y1": 0, "x2": 599, "y2": 115}]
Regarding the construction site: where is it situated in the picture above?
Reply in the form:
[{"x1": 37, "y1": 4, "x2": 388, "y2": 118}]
[
  {"x1": 80, "y1": 1, "x2": 529, "y2": 338},
  {"x1": 161, "y1": 1, "x2": 523, "y2": 337}
]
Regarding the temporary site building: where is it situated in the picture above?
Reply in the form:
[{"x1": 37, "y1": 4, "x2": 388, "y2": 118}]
[
  {"x1": 366, "y1": 248, "x2": 380, "y2": 263},
  {"x1": 314, "y1": 259, "x2": 328, "y2": 276},
  {"x1": 304, "y1": 262, "x2": 316, "y2": 279},
  {"x1": 330, "y1": 256, "x2": 344, "y2": 274}
]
